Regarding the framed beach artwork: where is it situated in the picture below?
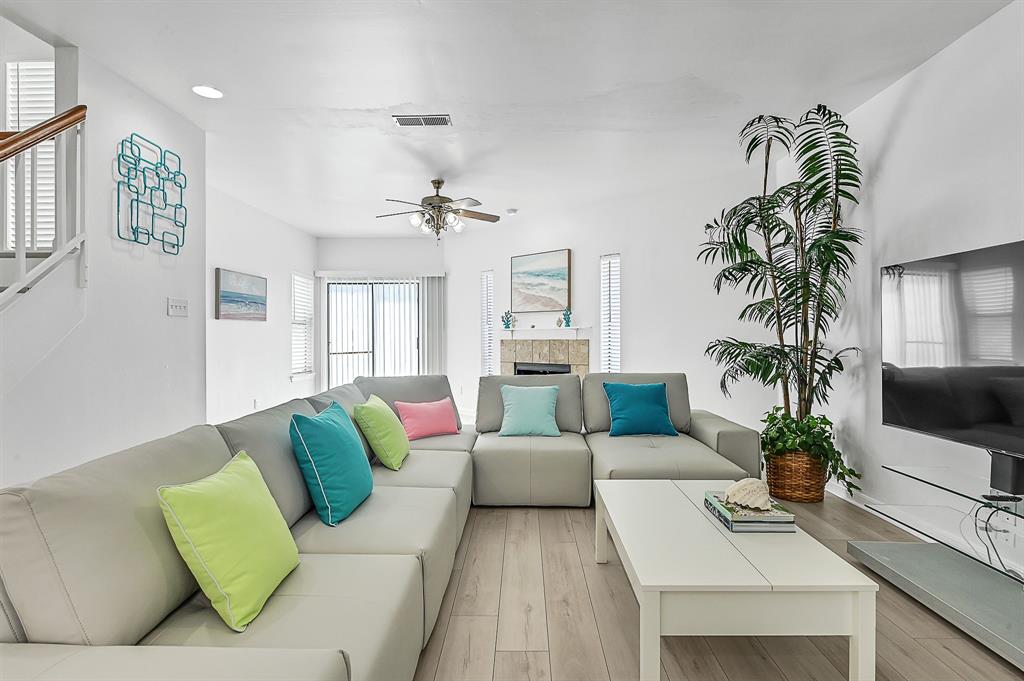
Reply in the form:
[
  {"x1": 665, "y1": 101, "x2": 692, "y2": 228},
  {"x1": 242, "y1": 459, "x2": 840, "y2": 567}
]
[
  {"x1": 511, "y1": 248, "x2": 571, "y2": 313},
  {"x1": 215, "y1": 268, "x2": 268, "y2": 321}
]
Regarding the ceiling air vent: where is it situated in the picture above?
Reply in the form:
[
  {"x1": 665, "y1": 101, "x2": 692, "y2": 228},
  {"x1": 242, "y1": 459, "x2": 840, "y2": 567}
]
[{"x1": 393, "y1": 114, "x2": 453, "y2": 127}]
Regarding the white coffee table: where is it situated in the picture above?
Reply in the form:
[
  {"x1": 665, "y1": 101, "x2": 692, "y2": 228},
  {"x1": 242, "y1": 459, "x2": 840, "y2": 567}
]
[{"x1": 594, "y1": 479, "x2": 878, "y2": 681}]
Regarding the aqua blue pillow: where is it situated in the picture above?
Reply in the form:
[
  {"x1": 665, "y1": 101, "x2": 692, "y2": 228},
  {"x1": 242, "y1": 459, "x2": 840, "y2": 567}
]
[
  {"x1": 289, "y1": 402, "x2": 373, "y2": 525},
  {"x1": 604, "y1": 382, "x2": 678, "y2": 437},
  {"x1": 499, "y1": 384, "x2": 560, "y2": 437}
]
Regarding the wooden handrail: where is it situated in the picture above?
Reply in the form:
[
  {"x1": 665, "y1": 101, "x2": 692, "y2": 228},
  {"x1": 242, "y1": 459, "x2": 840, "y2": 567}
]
[{"x1": 0, "y1": 105, "x2": 87, "y2": 163}]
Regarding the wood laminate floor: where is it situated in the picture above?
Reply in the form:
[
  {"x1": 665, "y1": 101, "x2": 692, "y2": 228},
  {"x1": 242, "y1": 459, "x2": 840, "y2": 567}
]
[{"x1": 415, "y1": 495, "x2": 1024, "y2": 681}]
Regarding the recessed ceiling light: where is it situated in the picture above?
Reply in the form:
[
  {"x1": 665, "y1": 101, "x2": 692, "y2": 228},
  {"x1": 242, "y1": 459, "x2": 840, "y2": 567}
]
[{"x1": 191, "y1": 85, "x2": 223, "y2": 99}]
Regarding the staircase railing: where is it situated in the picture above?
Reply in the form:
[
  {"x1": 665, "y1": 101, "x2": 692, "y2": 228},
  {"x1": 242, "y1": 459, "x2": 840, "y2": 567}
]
[{"x1": 0, "y1": 104, "x2": 88, "y2": 312}]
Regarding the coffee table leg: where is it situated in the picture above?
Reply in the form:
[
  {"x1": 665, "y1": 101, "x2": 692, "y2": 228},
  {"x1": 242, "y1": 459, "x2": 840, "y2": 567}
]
[
  {"x1": 639, "y1": 591, "x2": 661, "y2": 681},
  {"x1": 849, "y1": 590, "x2": 876, "y2": 681},
  {"x1": 595, "y1": 490, "x2": 609, "y2": 564}
]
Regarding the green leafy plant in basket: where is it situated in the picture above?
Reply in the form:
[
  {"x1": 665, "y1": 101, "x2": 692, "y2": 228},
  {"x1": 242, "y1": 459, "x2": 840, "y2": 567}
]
[{"x1": 699, "y1": 104, "x2": 863, "y2": 501}]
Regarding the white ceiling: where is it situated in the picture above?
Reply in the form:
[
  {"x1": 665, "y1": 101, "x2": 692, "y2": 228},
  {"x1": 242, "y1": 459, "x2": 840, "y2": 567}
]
[{"x1": 1, "y1": 0, "x2": 1009, "y2": 237}]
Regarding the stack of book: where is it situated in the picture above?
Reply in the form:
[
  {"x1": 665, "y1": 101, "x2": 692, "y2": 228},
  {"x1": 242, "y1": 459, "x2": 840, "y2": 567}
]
[{"x1": 704, "y1": 491, "x2": 795, "y2": 533}]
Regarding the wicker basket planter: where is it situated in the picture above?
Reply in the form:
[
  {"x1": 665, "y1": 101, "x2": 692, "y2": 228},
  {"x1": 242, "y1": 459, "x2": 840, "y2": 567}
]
[{"x1": 766, "y1": 451, "x2": 826, "y2": 503}]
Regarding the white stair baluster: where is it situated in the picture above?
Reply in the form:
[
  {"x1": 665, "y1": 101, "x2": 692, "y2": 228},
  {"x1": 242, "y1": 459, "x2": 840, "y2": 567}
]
[
  {"x1": 29, "y1": 146, "x2": 38, "y2": 252},
  {"x1": 14, "y1": 153, "x2": 26, "y2": 280},
  {"x1": 54, "y1": 132, "x2": 66, "y2": 249}
]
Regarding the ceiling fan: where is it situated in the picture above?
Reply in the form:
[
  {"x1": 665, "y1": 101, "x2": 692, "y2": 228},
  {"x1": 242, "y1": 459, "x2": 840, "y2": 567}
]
[{"x1": 376, "y1": 179, "x2": 500, "y2": 238}]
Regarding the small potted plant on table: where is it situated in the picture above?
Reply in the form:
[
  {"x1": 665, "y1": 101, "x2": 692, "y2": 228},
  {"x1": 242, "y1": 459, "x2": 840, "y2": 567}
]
[{"x1": 700, "y1": 104, "x2": 863, "y2": 501}]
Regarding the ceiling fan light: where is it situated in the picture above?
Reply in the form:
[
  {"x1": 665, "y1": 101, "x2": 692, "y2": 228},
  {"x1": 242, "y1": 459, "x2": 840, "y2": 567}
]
[
  {"x1": 409, "y1": 212, "x2": 424, "y2": 228},
  {"x1": 452, "y1": 219, "x2": 465, "y2": 233},
  {"x1": 444, "y1": 212, "x2": 458, "y2": 227}
]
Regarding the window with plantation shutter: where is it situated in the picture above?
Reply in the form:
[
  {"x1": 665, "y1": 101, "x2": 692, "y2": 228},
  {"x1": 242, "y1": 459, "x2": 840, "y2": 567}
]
[
  {"x1": 600, "y1": 253, "x2": 621, "y2": 372},
  {"x1": 961, "y1": 266, "x2": 1014, "y2": 363},
  {"x1": 291, "y1": 274, "x2": 315, "y2": 376},
  {"x1": 4, "y1": 61, "x2": 56, "y2": 251},
  {"x1": 481, "y1": 270, "x2": 495, "y2": 375}
]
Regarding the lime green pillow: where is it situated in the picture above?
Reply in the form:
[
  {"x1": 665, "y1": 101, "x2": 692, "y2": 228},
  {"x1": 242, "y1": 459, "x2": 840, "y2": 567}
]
[
  {"x1": 158, "y1": 451, "x2": 299, "y2": 631},
  {"x1": 353, "y1": 394, "x2": 411, "y2": 470}
]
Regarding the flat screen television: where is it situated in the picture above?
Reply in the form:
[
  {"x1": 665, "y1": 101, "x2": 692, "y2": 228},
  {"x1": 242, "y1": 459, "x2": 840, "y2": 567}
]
[{"x1": 880, "y1": 240, "x2": 1024, "y2": 492}]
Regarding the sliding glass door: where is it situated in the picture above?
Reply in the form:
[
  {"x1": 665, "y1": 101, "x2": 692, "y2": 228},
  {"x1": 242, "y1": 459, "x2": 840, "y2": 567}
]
[{"x1": 327, "y1": 280, "x2": 420, "y2": 387}]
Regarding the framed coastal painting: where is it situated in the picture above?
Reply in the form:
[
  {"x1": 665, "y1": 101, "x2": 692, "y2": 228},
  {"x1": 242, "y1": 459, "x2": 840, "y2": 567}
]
[
  {"x1": 511, "y1": 248, "x2": 571, "y2": 313},
  {"x1": 215, "y1": 268, "x2": 267, "y2": 321}
]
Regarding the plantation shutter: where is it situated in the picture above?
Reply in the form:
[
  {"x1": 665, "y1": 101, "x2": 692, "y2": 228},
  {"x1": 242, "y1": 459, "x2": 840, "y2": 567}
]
[
  {"x1": 5, "y1": 61, "x2": 56, "y2": 250},
  {"x1": 961, "y1": 267, "x2": 1014, "y2": 362},
  {"x1": 600, "y1": 253, "x2": 621, "y2": 372},
  {"x1": 291, "y1": 273, "x2": 315, "y2": 375},
  {"x1": 481, "y1": 270, "x2": 495, "y2": 375}
]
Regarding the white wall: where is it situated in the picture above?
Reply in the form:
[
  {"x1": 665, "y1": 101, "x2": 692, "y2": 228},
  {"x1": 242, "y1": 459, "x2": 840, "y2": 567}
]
[
  {"x1": 830, "y1": 1, "x2": 1024, "y2": 505},
  {"x1": 0, "y1": 52, "x2": 207, "y2": 485},
  {"x1": 205, "y1": 188, "x2": 316, "y2": 424},
  {"x1": 443, "y1": 167, "x2": 778, "y2": 425},
  {"x1": 317, "y1": 236, "x2": 444, "y2": 276}
]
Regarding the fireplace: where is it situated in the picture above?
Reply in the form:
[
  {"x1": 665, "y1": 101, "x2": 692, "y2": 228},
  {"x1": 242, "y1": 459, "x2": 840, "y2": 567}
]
[{"x1": 515, "y1": 362, "x2": 571, "y2": 376}]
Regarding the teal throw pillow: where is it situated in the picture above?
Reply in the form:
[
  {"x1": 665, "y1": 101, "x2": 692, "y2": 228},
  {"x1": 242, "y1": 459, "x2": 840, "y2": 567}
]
[
  {"x1": 604, "y1": 382, "x2": 678, "y2": 436},
  {"x1": 289, "y1": 402, "x2": 373, "y2": 525},
  {"x1": 499, "y1": 384, "x2": 560, "y2": 437}
]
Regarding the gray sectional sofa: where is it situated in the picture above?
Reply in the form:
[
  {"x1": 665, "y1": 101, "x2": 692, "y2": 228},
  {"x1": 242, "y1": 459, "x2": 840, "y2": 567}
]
[{"x1": 0, "y1": 371, "x2": 757, "y2": 681}]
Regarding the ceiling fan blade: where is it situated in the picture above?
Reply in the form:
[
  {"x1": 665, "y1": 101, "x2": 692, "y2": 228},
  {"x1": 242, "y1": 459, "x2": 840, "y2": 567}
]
[
  {"x1": 458, "y1": 209, "x2": 500, "y2": 223},
  {"x1": 375, "y1": 210, "x2": 423, "y2": 219},
  {"x1": 446, "y1": 197, "x2": 482, "y2": 209},
  {"x1": 385, "y1": 198, "x2": 426, "y2": 208}
]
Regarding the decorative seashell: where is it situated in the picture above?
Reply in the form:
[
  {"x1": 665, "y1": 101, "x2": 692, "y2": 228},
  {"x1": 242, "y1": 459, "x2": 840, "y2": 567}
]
[{"x1": 724, "y1": 478, "x2": 772, "y2": 511}]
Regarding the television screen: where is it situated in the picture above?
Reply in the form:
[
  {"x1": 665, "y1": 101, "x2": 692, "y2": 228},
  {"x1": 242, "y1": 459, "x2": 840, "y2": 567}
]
[{"x1": 881, "y1": 240, "x2": 1024, "y2": 455}]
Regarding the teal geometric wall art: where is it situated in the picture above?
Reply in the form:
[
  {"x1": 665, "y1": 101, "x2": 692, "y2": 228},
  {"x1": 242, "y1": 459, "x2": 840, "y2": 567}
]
[{"x1": 116, "y1": 132, "x2": 188, "y2": 254}]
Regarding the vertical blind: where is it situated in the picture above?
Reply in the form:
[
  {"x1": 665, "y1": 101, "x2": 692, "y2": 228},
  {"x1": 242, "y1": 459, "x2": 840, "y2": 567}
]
[
  {"x1": 961, "y1": 266, "x2": 1014, "y2": 362},
  {"x1": 291, "y1": 274, "x2": 315, "y2": 375},
  {"x1": 327, "y1": 279, "x2": 420, "y2": 387},
  {"x1": 600, "y1": 253, "x2": 621, "y2": 372},
  {"x1": 5, "y1": 61, "x2": 56, "y2": 251},
  {"x1": 418, "y1": 276, "x2": 447, "y2": 375},
  {"x1": 480, "y1": 270, "x2": 495, "y2": 375}
]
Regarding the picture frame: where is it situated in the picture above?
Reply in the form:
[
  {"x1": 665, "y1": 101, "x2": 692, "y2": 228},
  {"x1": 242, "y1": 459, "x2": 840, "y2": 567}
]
[
  {"x1": 511, "y1": 248, "x2": 571, "y2": 313},
  {"x1": 215, "y1": 268, "x2": 268, "y2": 321}
]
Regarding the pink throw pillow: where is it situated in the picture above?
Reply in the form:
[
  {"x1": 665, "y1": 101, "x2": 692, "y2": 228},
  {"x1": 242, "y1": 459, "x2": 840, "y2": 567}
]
[{"x1": 394, "y1": 397, "x2": 459, "y2": 440}]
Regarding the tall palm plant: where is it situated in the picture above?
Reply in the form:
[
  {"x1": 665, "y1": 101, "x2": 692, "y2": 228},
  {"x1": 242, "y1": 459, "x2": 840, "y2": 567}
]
[{"x1": 699, "y1": 104, "x2": 863, "y2": 496}]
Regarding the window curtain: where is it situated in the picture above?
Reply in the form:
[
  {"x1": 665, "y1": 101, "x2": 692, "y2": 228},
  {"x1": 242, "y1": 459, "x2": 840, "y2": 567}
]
[{"x1": 418, "y1": 276, "x2": 447, "y2": 374}]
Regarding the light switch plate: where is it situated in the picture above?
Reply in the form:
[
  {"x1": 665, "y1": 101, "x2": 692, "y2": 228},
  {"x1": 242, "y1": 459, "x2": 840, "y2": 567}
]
[{"x1": 167, "y1": 297, "x2": 189, "y2": 317}]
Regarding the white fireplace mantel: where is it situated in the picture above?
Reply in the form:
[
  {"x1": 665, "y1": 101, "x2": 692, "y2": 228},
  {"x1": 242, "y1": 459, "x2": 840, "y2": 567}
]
[{"x1": 495, "y1": 326, "x2": 592, "y2": 341}]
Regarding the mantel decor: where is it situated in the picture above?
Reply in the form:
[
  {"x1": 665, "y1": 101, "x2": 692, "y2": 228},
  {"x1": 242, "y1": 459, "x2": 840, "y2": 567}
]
[
  {"x1": 116, "y1": 132, "x2": 188, "y2": 254},
  {"x1": 700, "y1": 104, "x2": 863, "y2": 501}
]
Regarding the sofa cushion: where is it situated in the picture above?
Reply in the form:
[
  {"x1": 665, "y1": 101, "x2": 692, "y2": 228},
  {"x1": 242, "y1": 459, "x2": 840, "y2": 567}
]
[
  {"x1": 584, "y1": 372, "x2": 691, "y2": 434},
  {"x1": 354, "y1": 375, "x2": 463, "y2": 430},
  {"x1": 354, "y1": 395, "x2": 411, "y2": 470},
  {"x1": 409, "y1": 429, "x2": 478, "y2": 453},
  {"x1": 143, "y1": 554, "x2": 422, "y2": 681},
  {"x1": 290, "y1": 486, "x2": 456, "y2": 646},
  {"x1": 604, "y1": 382, "x2": 677, "y2": 436},
  {"x1": 992, "y1": 378, "x2": 1024, "y2": 426},
  {"x1": 0, "y1": 644, "x2": 351, "y2": 681},
  {"x1": 587, "y1": 431, "x2": 746, "y2": 481},
  {"x1": 216, "y1": 399, "x2": 316, "y2": 525},
  {"x1": 0, "y1": 426, "x2": 231, "y2": 646},
  {"x1": 395, "y1": 397, "x2": 459, "y2": 440},
  {"x1": 476, "y1": 375, "x2": 582, "y2": 433},
  {"x1": 371, "y1": 450, "x2": 472, "y2": 544},
  {"x1": 289, "y1": 403, "x2": 373, "y2": 525},
  {"x1": 499, "y1": 384, "x2": 561, "y2": 436},
  {"x1": 305, "y1": 384, "x2": 373, "y2": 460},
  {"x1": 157, "y1": 452, "x2": 299, "y2": 632},
  {"x1": 471, "y1": 432, "x2": 591, "y2": 506}
]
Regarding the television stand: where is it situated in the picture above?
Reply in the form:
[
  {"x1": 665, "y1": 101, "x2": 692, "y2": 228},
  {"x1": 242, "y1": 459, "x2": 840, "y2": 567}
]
[{"x1": 849, "y1": 464, "x2": 1024, "y2": 672}]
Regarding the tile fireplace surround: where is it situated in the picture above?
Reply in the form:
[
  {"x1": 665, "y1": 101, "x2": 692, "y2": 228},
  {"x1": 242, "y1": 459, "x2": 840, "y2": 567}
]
[{"x1": 500, "y1": 338, "x2": 590, "y2": 376}]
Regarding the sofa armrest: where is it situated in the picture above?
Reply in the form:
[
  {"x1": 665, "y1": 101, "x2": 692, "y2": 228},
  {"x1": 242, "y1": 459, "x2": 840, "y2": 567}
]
[
  {"x1": 688, "y1": 410, "x2": 761, "y2": 479},
  {"x1": 0, "y1": 644, "x2": 350, "y2": 681}
]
